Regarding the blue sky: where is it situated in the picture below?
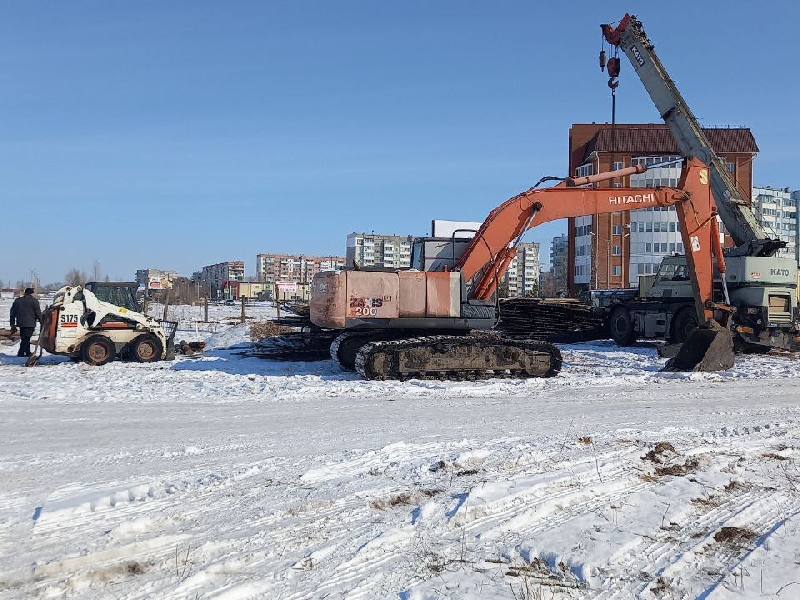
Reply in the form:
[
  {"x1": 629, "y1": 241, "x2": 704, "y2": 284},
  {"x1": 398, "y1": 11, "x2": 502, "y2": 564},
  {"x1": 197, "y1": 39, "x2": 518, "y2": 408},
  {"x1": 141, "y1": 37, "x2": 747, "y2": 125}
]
[{"x1": 2, "y1": 1, "x2": 798, "y2": 284}]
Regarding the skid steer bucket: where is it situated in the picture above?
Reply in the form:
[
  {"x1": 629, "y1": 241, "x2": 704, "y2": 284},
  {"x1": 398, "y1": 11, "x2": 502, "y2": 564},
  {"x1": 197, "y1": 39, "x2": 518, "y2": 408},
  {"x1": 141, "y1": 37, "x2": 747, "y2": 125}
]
[{"x1": 661, "y1": 322, "x2": 735, "y2": 372}]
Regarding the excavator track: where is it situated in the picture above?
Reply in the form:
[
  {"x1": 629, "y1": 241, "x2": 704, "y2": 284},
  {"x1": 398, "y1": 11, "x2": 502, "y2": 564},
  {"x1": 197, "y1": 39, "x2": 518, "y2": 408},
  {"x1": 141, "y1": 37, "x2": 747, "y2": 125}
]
[
  {"x1": 330, "y1": 330, "x2": 389, "y2": 371},
  {"x1": 354, "y1": 335, "x2": 562, "y2": 381}
]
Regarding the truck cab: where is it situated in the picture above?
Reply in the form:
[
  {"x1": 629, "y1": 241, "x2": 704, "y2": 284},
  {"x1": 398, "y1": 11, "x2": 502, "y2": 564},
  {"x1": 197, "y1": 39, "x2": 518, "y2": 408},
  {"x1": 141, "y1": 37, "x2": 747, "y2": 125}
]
[{"x1": 645, "y1": 256, "x2": 693, "y2": 300}]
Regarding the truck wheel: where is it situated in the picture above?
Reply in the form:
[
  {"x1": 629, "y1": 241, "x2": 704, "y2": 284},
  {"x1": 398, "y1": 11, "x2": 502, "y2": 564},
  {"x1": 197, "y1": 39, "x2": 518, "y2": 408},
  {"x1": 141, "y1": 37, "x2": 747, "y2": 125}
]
[
  {"x1": 81, "y1": 335, "x2": 116, "y2": 366},
  {"x1": 672, "y1": 308, "x2": 698, "y2": 344},
  {"x1": 129, "y1": 334, "x2": 163, "y2": 363},
  {"x1": 609, "y1": 306, "x2": 636, "y2": 346}
]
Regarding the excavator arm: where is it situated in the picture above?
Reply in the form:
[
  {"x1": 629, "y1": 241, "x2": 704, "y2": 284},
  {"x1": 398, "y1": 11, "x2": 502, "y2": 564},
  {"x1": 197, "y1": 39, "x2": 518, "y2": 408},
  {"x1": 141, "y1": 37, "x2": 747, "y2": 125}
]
[{"x1": 456, "y1": 158, "x2": 728, "y2": 329}]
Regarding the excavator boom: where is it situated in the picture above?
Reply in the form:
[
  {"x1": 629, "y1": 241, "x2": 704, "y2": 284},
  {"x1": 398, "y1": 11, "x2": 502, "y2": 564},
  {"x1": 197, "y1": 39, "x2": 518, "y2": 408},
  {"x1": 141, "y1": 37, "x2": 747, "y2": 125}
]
[{"x1": 458, "y1": 158, "x2": 725, "y2": 330}]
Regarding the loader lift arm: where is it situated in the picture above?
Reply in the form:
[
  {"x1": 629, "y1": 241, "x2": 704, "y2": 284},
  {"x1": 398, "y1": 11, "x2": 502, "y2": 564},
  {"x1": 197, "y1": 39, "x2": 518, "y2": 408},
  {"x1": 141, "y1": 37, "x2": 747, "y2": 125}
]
[
  {"x1": 456, "y1": 158, "x2": 729, "y2": 330},
  {"x1": 600, "y1": 14, "x2": 783, "y2": 258}
]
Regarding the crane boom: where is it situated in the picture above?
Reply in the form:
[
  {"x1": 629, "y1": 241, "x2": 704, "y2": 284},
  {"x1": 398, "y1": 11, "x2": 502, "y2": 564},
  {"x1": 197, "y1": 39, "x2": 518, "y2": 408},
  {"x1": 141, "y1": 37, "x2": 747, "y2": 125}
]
[{"x1": 602, "y1": 14, "x2": 782, "y2": 257}]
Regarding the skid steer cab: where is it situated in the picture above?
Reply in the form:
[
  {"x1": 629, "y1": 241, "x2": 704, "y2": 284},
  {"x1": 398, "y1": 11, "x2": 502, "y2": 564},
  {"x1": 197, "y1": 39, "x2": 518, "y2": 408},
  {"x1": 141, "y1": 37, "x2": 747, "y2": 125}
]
[{"x1": 38, "y1": 283, "x2": 176, "y2": 366}]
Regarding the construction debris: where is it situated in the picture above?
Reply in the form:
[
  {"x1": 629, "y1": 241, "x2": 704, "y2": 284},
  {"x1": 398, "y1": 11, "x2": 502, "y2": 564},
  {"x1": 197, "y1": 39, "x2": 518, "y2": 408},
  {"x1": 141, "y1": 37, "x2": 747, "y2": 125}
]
[
  {"x1": 177, "y1": 341, "x2": 206, "y2": 356},
  {"x1": 249, "y1": 321, "x2": 293, "y2": 341},
  {"x1": 0, "y1": 328, "x2": 20, "y2": 345},
  {"x1": 234, "y1": 330, "x2": 338, "y2": 361},
  {"x1": 496, "y1": 298, "x2": 607, "y2": 342}
]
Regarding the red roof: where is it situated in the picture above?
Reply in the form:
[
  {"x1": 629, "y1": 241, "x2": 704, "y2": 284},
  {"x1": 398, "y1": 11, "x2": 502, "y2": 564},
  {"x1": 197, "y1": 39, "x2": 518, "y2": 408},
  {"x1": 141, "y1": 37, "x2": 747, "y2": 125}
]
[{"x1": 581, "y1": 124, "x2": 758, "y2": 162}]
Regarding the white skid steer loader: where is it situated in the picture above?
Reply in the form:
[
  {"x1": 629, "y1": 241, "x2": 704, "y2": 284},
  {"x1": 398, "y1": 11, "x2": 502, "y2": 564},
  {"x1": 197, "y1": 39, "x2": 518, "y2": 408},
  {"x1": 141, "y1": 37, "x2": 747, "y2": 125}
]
[{"x1": 31, "y1": 282, "x2": 176, "y2": 366}]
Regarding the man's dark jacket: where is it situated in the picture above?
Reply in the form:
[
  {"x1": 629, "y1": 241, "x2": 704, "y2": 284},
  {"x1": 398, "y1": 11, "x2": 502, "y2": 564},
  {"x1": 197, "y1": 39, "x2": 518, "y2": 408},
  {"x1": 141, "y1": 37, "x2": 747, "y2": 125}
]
[{"x1": 10, "y1": 295, "x2": 42, "y2": 328}]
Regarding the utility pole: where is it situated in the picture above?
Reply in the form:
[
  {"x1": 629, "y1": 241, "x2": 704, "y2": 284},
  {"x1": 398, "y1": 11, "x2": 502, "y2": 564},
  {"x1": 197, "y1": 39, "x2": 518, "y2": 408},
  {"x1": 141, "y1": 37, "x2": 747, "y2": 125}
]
[
  {"x1": 162, "y1": 287, "x2": 170, "y2": 321},
  {"x1": 241, "y1": 295, "x2": 246, "y2": 324}
]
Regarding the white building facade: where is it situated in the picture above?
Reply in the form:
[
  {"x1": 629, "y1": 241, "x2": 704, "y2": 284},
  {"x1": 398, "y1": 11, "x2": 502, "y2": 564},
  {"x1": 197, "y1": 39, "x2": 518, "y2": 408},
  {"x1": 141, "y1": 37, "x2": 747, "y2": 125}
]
[
  {"x1": 752, "y1": 186, "x2": 799, "y2": 267},
  {"x1": 503, "y1": 242, "x2": 540, "y2": 296},
  {"x1": 346, "y1": 233, "x2": 413, "y2": 269}
]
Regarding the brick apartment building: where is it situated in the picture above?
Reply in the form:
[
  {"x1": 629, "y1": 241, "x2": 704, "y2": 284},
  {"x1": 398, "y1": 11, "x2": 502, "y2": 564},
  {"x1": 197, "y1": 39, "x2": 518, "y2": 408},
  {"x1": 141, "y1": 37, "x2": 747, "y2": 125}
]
[
  {"x1": 256, "y1": 254, "x2": 346, "y2": 285},
  {"x1": 567, "y1": 123, "x2": 758, "y2": 295}
]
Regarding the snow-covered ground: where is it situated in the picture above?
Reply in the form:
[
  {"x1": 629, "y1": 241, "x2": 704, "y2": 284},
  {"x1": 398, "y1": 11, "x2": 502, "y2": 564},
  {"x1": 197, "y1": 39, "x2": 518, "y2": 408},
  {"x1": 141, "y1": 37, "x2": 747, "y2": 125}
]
[{"x1": 2, "y1": 299, "x2": 800, "y2": 598}]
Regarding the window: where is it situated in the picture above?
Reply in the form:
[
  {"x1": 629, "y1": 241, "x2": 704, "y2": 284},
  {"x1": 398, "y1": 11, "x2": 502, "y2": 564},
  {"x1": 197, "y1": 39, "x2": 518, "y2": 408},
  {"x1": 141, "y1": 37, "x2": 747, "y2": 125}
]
[
  {"x1": 726, "y1": 162, "x2": 735, "y2": 174},
  {"x1": 669, "y1": 242, "x2": 676, "y2": 253},
  {"x1": 661, "y1": 243, "x2": 669, "y2": 252},
  {"x1": 613, "y1": 266, "x2": 622, "y2": 276},
  {"x1": 576, "y1": 163, "x2": 593, "y2": 178},
  {"x1": 639, "y1": 222, "x2": 645, "y2": 232},
  {"x1": 645, "y1": 243, "x2": 652, "y2": 253},
  {"x1": 613, "y1": 245, "x2": 621, "y2": 255},
  {"x1": 637, "y1": 263, "x2": 645, "y2": 274},
  {"x1": 646, "y1": 222, "x2": 653, "y2": 232},
  {"x1": 612, "y1": 225, "x2": 622, "y2": 235},
  {"x1": 669, "y1": 222, "x2": 676, "y2": 232},
  {"x1": 612, "y1": 161, "x2": 623, "y2": 171}
]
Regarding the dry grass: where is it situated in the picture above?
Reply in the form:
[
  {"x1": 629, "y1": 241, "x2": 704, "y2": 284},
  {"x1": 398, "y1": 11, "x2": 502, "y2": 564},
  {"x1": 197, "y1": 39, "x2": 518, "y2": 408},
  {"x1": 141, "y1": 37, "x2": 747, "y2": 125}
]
[
  {"x1": 370, "y1": 488, "x2": 442, "y2": 510},
  {"x1": 650, "y1": 576, "x2": 672, "y2": 596},
  {"x1": 642, "y1": 442, "x2": 677, "y2": 464},
  {"x1": 723, "y1": 480, "x2": 750, "y2": 493},
  {"x1": 691, "y1": 494, "x2": 721, "y2": 507},
  {"x1": 456, "y1": 469, "x2": 480, "y2": 477},
  {"x1": 655, "y1": 457, "x2": 700, "y2": 477},
  {"x1": 578, "y1": 436, "x2": 592, "y2": 445},
  {"x1": 713, "y1": 526, "x2": 756, "y2": 545},
  {"x1": 761, "y1": 452, "x2": 791, "y2": 461},
  {"x1": 250, "y1": 321, "x2": 293, "y2": 341}
]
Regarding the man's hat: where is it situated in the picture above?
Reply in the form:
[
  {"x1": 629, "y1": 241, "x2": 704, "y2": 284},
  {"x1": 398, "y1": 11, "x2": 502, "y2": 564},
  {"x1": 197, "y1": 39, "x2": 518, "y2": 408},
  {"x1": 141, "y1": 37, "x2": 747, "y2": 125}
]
[{"x1": 24, "y1": 287, "x2": 35, "y2": 295}]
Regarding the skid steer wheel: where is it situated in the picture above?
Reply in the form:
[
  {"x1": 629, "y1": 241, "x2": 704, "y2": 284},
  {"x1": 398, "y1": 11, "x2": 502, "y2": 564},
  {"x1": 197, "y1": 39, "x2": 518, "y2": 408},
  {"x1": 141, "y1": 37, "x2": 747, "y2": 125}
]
[
  {"x1": 129, "y1": 334, "x2": 163, "y2": 363},
  {"x1": 671, "y1": 308, "x2": 698, "y2": 344},
  {"x1": 609, "y1": 306, "x2": 636, "y2": 346},
  {"x1": 81, "y1": 335, "x2": 116, "y2": 366}
]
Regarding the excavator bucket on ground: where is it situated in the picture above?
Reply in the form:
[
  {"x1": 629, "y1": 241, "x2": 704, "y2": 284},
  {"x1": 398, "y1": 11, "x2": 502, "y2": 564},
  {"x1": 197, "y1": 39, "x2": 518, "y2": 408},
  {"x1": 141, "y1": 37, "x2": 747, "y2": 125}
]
[{"x1": 661, "y1": 322, "x2": 735, "y2": 372}]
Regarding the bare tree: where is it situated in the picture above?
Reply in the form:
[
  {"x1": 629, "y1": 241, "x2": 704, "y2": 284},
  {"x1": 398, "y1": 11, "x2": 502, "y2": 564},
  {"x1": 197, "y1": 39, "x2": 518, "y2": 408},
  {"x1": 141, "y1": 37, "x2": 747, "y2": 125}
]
[
  {"x1": 92, "y1": 260, "x2": 102, "y2": 282},
  {"x1": 0, "y1": 278, "x2": 5, "y2": 290},
  {"x1": 64, "y1": 269, "x2": 87, "y2": 287}
]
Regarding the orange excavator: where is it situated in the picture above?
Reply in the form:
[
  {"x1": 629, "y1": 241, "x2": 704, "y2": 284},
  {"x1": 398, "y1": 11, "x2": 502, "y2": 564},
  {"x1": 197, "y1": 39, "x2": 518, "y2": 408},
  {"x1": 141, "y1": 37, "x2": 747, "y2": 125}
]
[{"x1": 311, "y1": 157, "x2": 735, "y2": 380}]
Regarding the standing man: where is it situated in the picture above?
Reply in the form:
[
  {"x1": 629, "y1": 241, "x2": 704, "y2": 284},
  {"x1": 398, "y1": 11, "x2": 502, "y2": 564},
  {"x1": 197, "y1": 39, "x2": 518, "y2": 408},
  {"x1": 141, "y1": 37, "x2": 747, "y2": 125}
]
[{"x1": 10, "y1": 287, "x2": 42, "y2": 357}]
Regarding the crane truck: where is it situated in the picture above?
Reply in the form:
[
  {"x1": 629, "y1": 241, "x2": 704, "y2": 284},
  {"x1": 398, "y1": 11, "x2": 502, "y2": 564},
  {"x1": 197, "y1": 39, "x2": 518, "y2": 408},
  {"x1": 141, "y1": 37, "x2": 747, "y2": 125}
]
[
  {"x1": 597, "y1": 14, "x2": 798, "y2": 352},
  {"x1": 311, "y1": 157, "x2": 735, "y2": 380}
]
